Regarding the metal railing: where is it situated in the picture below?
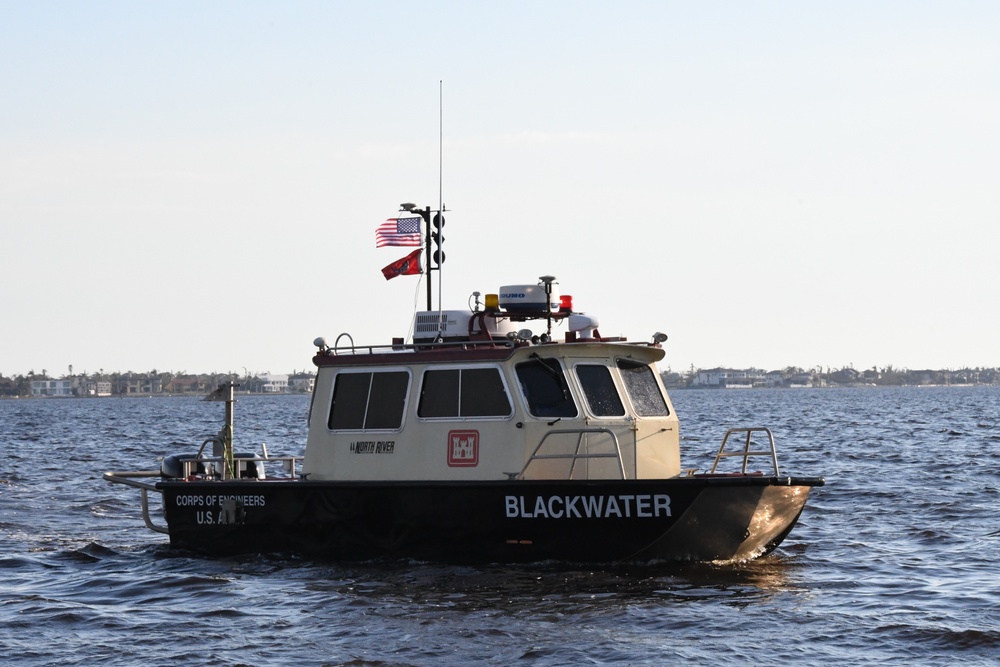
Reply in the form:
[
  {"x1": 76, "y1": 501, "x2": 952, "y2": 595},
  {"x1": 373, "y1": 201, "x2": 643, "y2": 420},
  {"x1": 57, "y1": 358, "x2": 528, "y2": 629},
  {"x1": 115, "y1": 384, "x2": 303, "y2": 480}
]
[
  {"x1": 518, "y1": 427, "x2": 626, "y2": 480},
  {"x1": 169, "y1": 453, "x2": 304, "y2": 480},
  {"x1": 103, "y1": 454, "x2": 305, "y2": 535},
  {"x1": 708, "y1": 427, "x2": 781, "y2": 476},
  {"x1": 327, "y1": 330, "x2": 517, "y2": 356}
]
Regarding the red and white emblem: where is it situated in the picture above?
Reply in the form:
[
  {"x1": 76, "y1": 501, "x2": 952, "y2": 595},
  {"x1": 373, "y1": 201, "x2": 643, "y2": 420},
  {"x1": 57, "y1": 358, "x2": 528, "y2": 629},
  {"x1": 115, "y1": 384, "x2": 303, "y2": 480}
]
[{"x1": 447, "y1": 430, "x2": 479, "y2": 467}]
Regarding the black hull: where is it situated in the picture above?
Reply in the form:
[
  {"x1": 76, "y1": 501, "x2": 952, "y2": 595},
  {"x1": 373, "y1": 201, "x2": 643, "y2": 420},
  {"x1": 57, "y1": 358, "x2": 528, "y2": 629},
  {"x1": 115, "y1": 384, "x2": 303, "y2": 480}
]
[{"x1": 158, "y1": 476, "x2": 822, "y2": 564}]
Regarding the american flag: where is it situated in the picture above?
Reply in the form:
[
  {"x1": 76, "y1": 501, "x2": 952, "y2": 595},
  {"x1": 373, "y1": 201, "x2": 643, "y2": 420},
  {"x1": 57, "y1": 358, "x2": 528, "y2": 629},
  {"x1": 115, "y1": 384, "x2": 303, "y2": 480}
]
[{"x1": 375, "y1": 217, "x2": 422, "y2": 248}]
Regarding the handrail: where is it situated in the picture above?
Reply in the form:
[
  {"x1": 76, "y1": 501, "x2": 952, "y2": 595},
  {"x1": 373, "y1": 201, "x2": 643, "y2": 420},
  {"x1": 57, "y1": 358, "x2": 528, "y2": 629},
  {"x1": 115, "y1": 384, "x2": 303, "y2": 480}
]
[
  {"x1": 709, "y1": 427, "x2": 781, "y2": 475},
  {"x1": 140, "y1": 488, "x2": 169, "y2": 534},
  {"x1": 104, "y1": 454, "x2": 305, "y2": 536},
  {"x1": 325, "y1": 336, "x2": 517, "y2": 356},
  {"x1": 173, "y1": 454, "x2": 304, "y2": 479},
  {"x1": 102, "y1": 471, "x2": 167, "y2": 533},
  {"x1": 519, "y1": 427, "x2": 626, "y2": 480},
  {"x1": 102, "y1": 470, "x2": 160, "y2": 489},
  {"x1": 333, "y1": 332, "x2": 356, "y2": 354}
]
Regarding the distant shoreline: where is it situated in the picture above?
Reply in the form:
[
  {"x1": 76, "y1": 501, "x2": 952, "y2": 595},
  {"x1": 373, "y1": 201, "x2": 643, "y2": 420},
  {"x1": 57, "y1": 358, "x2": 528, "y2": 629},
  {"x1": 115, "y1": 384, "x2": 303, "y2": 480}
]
[
  {"x1": 5, "y1": 383, "x2": 997, "y2": 401},
  {"x1": 6, "y1": 365, "x2": 999, "y2": 398},
  {"x1": 0, "y1": 392, "x2": 310, "y2": 400}
]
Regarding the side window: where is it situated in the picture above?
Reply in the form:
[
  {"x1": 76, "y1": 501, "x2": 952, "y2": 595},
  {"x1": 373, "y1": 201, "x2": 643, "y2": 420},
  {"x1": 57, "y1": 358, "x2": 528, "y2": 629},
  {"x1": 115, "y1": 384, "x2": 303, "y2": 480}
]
[
  {"x1": 515, "y1": 357, "x2": 578, "y2": 419},
  {"x1": 328, "y1": 371, "x2": 409, "y2": 430},
  {"x1": 617, "y1": 359, "x2": 670, "y2": 416},
  {"x1": 576, "y1": 364, "x2": 625, "y2": 417},
  {"x1": 418, "y1": 367, "x2": 512, "y2": 418},
  {"x1": 418, "y1": 369, "x2": 458, "y2": 418},
  {"x1": 328, "y1": 373, "x2": 370, "y2": 429},
  {"x1": 461, "y1": 368, "x2": 512, "y2": 417}
]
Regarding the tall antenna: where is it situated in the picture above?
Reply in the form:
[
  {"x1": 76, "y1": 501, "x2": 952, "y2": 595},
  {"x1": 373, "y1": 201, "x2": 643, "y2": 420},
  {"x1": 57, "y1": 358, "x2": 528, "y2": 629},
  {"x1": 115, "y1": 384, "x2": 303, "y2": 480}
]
[
  {"x1": 436, "y1": 80, "x2": 444, "y2": 333},
  {"x1": 438, "y1": 79, "x2": 443, "y2": 212},
  {"x1": 410, "y1": 84, "x2": 446, "y2": 320}
]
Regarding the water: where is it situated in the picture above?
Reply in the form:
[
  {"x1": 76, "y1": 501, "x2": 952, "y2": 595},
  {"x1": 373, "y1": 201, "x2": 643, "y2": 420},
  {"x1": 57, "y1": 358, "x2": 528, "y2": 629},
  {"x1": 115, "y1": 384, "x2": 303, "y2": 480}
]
[{"x1": 2, "y1": 387, "x2": 999, "y2": 665}]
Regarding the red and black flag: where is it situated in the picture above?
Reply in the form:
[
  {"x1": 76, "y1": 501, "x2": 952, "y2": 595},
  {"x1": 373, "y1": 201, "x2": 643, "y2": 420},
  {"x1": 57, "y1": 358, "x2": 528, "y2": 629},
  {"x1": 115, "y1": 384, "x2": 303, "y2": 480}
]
[{"x1": 381, "y1": 248, "x2": 422, "y2": 280}]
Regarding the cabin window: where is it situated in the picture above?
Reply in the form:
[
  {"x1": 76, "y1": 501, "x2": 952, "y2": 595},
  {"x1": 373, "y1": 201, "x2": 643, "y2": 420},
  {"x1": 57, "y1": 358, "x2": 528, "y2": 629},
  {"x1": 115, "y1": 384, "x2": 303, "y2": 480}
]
[
  {"x1": 617, "y1": 359, "x2": 670, "y2": 416},
  {"x1": 575, "y1": 364, "x2": 626, "y2": 417},
  {"x1": 515, "y1": 356, "x2": 578, "y2": 419},
  {"x1": 328, "y1": 370, "x2": 409, "y2": 430},
  {"x1": 418, "y1": 367, "x2": 512, "y2": 418}
]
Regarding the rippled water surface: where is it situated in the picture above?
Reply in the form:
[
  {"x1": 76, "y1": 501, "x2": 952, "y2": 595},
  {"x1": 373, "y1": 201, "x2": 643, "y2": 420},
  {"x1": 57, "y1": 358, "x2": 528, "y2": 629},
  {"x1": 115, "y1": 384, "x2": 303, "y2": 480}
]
[{"x1": 2, "y1": 388, "x2": 1000, "y2": 666}]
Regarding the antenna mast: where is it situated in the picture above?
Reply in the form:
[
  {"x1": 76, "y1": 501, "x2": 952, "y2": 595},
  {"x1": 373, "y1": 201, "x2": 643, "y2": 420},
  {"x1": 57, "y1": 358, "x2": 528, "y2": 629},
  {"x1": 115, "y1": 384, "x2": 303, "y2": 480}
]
[
  {"x1": 436, "y1": 81, "x2": 445, "y2": 331},
  {"x1": 409, "y1": 84, "x2": 446, "y2": 316}
]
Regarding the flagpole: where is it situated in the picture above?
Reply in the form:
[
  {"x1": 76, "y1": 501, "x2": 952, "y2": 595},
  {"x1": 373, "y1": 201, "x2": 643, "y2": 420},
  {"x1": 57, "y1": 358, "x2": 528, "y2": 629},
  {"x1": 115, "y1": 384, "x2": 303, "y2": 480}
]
[{"x1": 423, "y1": 205, "x2": 432, "y2": 311}]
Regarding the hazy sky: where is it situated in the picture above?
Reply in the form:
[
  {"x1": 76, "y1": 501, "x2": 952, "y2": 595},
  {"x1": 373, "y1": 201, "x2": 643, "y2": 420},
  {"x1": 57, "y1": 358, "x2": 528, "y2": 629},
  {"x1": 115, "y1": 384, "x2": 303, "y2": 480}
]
[{"x1": 3, "y1": 1, "x2": 998, "y2": 378}]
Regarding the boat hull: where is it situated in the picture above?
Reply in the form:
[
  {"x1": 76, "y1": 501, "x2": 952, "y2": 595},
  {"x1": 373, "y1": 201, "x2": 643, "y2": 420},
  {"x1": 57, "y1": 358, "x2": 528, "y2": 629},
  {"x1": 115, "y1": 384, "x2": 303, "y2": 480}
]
[{"x1": 157, "y1": 476, "x2": 821, "y2": 563}]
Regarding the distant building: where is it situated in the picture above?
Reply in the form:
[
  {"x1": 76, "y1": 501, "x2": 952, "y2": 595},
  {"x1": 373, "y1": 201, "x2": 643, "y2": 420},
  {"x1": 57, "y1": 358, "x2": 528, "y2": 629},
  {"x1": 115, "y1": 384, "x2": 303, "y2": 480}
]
[
  {"x1": 31, "y1": 380, "x2": 74, "y2": 397},
  {"x1": 126, "y1": 376, "x2": 163, "y2": 394},
  {"x1": 828, "y1": 367, "x2": 860, "y2": 385},
  {"x1": 289, "y1": 372, "x2": 315, "y2": 393},
  {"x1": 81, "y1": 380, "x2": 112, "y2": 397},
  {"x1": 692, "y1": 368, "x2": 765, "y2": 388},
  {"x1": 787, "y1": 373, "x2": 814, "y2": 388},
  {"x1": 259, "y1": 374, "x2": 289, "y2": 393},
  {"x1": 166, "y1": 376, "x2": 205, "y2": 394},
  {"x1": 765, "y1": 370, "x2": 785, "y2": 387},
  {"x1": 659, "y1": 370, "x2": 684, "y2": 389}
]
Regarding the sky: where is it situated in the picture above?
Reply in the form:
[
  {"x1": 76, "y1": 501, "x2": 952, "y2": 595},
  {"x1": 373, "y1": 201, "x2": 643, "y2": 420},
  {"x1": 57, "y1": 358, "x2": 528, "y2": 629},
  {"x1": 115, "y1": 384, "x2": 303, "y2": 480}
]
[{"x1": 2, "y1": 1, "x2": 999, "y2": 378}]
